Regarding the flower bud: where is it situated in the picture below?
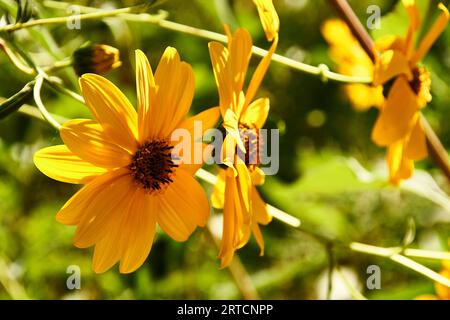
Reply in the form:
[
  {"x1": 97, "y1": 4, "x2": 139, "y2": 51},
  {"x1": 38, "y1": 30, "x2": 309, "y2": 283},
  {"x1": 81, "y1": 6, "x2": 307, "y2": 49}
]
[{"x1": 73, "y1": 44, "x2": 122, "y2": 76}]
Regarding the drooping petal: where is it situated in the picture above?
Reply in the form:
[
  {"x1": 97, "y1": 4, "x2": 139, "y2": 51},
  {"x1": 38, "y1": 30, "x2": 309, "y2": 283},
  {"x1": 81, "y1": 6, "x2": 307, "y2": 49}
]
[
  {"x1": 211, "y1": 169, "x2": 226, "y2": 209},
  {"x1": 79, "y1": 74, "x2": 138, "y2": 152},
  {"x1": 153, "y1": 47, "x2": 195, "y2": 138},
  {"x1": 243, "y1": 36, "x2": 278, "y2": 110},
  {"x1": 252, "y1": 187, "x2": 271, "y2": 225},
  {"x1": 74, "y1": 173, "x2": 135, "y2": 248},
  {"x1": 240, "y1": 97, "x2": 270, "y2": 129},
  {"x1": 135, "y1": 50, "x2": 158, "y2": 143},
  {"x1": 56, "y1": 168, "x2": 128, "y2": 225},
  {"x1": 119, "y1": 189, "x2": 157, "y2": 273},
  {"x1": 387, "y1": 140, "x2": 414, "y2": 185},
  {"x1": 372, "y1": 77, "x2": 418, "y2": 146},
  {"x1": 252, "y1": 0, "x2": 280, "y2": 42},
  {"x1": 34, "y1": 145, "x2": 108, "y2": 184},
  {"x1": 402, "y1": 0, "x2": 421, "y2": 57},
  {"x1": 411, "y1": 3, "x2": 449, "y2": 65},
  {"x1": 372, "y1": 50, "x2": 412, "y2": 86},
  {"x1": 219, "y1": 168, "x2": 238, "y2": 268},
  {"x1": 405, "y1": 116, "x2": 428, "y2": 160},
  {"x1": 60, "y1": 119, "x2": 131, "y2": 169},
  {"x1": 157, "y1": 169, "x2": 209, "y2": 241},
  {"x1": 229, "y1": 28, "x2": 253, "y2": 102},
  {"x1": 250, "y1": 166, "x2": 266, "y2": 186},
  {"x1": 208, "y1": 41, "x2": 233, "y2": 116},
  {"x1": 252, "y1": 223, "x2": 265, "y2": 256}
]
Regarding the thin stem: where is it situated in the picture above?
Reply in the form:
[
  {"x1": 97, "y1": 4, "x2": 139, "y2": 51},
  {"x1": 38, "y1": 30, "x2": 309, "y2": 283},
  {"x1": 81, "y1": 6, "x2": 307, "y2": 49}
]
[
  {"x1": 33, "y1": 74, "x2": 62, "y2": 130},
  {"x1": 0, "y1": 39, "x2": 35, "y2": 74},
  {"x1": 329, "y1": 0, "x2": 450, "y2": 184},
  {"x1": 196, "y1": 168, "x2": 301, "y2": 228},
  {"x1": 205, "y1": 227, "x2": 260, "y2": 300},
  {"x1": 349, "y1": 242, "x2": 450, "y2": 288},
  {"x1": 43, "y1": 1, "x2": 371, "y2": 84},
  {"x1": 335, "y1": 266, "x2": 368, "y2": 300},
  {"x1": 0, "y1": 5, "x2": 144, "y2": 32}
]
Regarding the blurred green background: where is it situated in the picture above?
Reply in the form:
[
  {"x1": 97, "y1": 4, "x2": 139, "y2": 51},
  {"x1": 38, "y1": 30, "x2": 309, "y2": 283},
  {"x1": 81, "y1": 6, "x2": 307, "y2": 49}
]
[{"x1": 0, "y1": 0, "x2": 450, "y2": 299}]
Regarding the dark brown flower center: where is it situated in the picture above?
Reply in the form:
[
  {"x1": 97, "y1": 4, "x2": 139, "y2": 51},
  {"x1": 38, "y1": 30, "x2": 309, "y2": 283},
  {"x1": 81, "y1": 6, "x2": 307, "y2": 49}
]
[
  {"x1": 129, "y1": 140, "x2": 178, "y2": 191},
  {"x1": 239, "y1": 125, "x2": 262, "y2": 168},
  {"x1": 382, "y1": 66, "x2": 430, "y2": 98}
]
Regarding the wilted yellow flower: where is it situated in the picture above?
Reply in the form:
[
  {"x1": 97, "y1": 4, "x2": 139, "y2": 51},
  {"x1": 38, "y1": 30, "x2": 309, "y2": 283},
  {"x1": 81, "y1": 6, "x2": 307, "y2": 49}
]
[
  {"x1": 34, "y1": 49, "x2": 219, "y2": 273},
  {"x1": 323, "y1": 1, "x2": 448, "y2": 184},
  {"x1": 372, "y1": 1, "x2": 448, "y2": 184},
  {"x1": 322, "y1": 19, "x2": 383, "y2": 111},
  {"x1": 73, "y1": 44, "x2": 122, "y2": 76},
  {"x1": 209, "y1": 27, "x2": 274, "y2": 268}
]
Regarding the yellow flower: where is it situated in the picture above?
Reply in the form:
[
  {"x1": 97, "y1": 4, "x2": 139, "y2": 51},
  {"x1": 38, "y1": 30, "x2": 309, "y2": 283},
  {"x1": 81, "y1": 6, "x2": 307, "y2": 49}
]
[
  {"x1": 372, "y1": 1, "x2": 448, "y2": 184},
  {"x1": 34, "y1": 48, "x2": 220, "y2": 273},
  {"x1": 321, "y1": 19, "x2": 383, "y2": 111},
  {"x1": 324, "y1": 1, "x2": 448, "y2": 185},
  {"x1": 208, "y1": 26, "x2": 275, "y2": 268}
]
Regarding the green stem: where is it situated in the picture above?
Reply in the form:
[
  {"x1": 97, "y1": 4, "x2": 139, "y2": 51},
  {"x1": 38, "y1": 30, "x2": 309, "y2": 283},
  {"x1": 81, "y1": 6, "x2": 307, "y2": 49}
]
[
  {"x1": 42, "y1": 1, "x2": 371, "y2": 84},
  {"x1": 0, "y1": 5, "x2": 144, "y2": 32},
  {"x1": 33, "y1": 74, "x2": 62, "y2": 130}
]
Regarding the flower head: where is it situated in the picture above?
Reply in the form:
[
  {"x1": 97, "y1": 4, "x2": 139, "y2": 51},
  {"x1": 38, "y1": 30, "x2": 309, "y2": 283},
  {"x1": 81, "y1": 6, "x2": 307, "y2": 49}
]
[
  {"x1": 322, "y1": 19, "x2": 383, "y2": 111},
  {"x1": 208, "y1": 25, "x2": 276, "y2": 267},
  {"x1": 34, "y1": 49, "x2": 219, "y2": 273},
  {"x1": 73, "y1": 44, "x2": 122, "y2": 76},
  {"x1": 323, "y1": 1, "x2": 448, "y2": 184},
  {"x1": 371, "y1": 1, "x2": 448, "y2": 184}
]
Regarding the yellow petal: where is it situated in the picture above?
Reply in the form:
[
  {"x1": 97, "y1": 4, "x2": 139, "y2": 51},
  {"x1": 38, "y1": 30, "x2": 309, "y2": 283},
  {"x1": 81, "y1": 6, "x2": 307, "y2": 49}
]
[
  {"x1": 250, "y1": 166, "x2": 266, "y2": 186},
  {"x1": 403, "y1": 0, "x2": 421, "y2": 57},
  {"x1": 405, "y1": 116, "x2": 428, "y2": 160},
  {"x1": 229, "y1": 28, "x2": 253, "y2": 99},
  {"x1": 411, "y1": 3, "x2": 449, "y2": 65},
  {"x1": 79, "y1": 74, "x2": 138, "y2": 152},
  {"x1": 34, "y1": 145, "x2": 107, "y2": 184},
  {"x1": 345, "y1": 84, "x2": 384, "y2": 111},
  {"x1": 208, "y1": 41, "x2": 233, "y2": 116},
  {"x1": 252, "y1": 0, "x2": 280, "y2": 42},
  {"x1": 74, "y1": 173, "x2": 135, "y2": 248},
  {"x1": 373, "y1": 50, "x2": 412, "y2": 86},
  {"x1": 219, "y1": 168, "x2": 238, "y2": 268},
  {"x1": 244, "y1": 36, "x2": 278, "y2": 109},
  {"x1": 157, "y1": 169, "x2": 209, "y2": 241},
  {"x1": 119, "y1": 190, "x2": 157, "y2": 273},
  {"x1": 252, "y1": 187, "x2": 271, "y2": 225},
  {"x1": 252, "y1": 223, "x2": 265, "y2": 256},
  {"x1": 240, "y1": 98, "x2": 270, "y2": 129},
  {"x1": 153, "y1": 47, "x2": 195, "y2": 138},
  {"x1": 135, "y1": 50, "x2": 158, "y2": 143},
  {"x1": 211, "y1": 169, "x2": 227, "y2": 209},
  {"x1": 176, "y1": 107, "x2": 220, "y2": 138},
  {"x1": 92, "y1": 213, "x2": 125, "y2": 273},
  {"x1": 60, "y1": 119, "x2": 131, "y2": 169},
  {"x1": 372, "y1": 77, "x2": 418, "y2": 146},
  {"x1": 56, "y1": 168, "x2": 128, "y2": 225},
  {"x1": 387, "y1": 141, "x2": 414, "y2": 185}
]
